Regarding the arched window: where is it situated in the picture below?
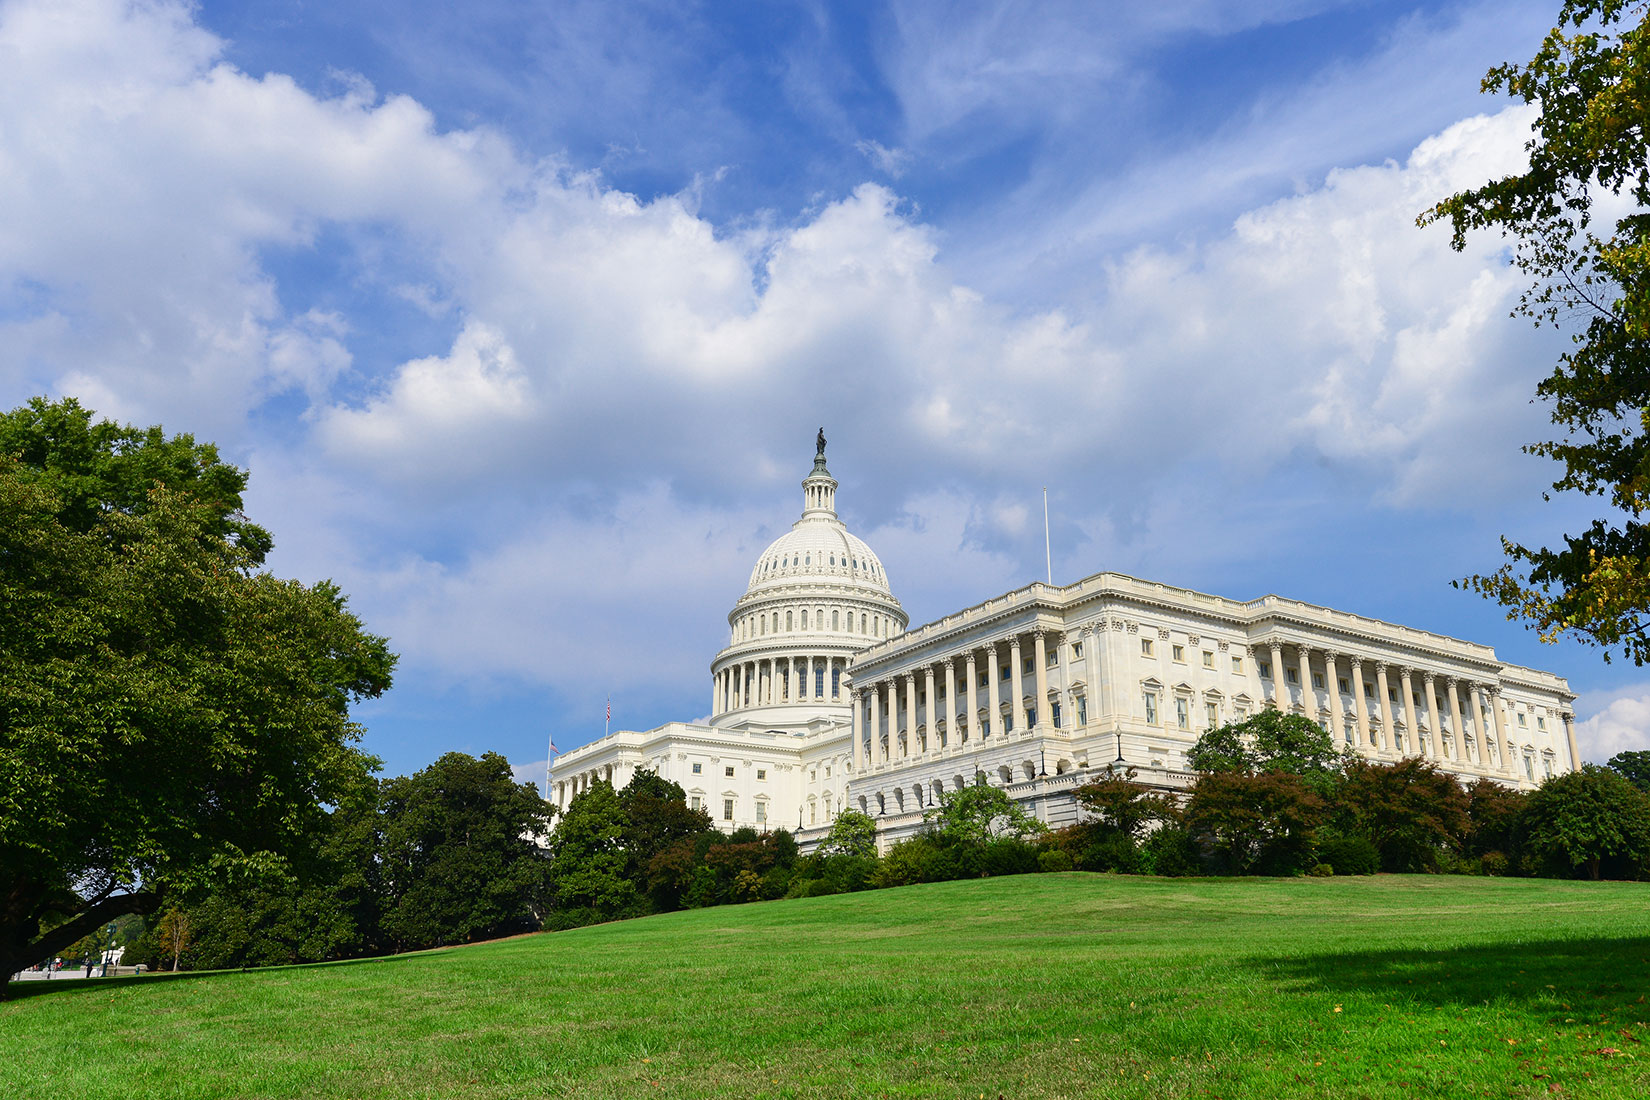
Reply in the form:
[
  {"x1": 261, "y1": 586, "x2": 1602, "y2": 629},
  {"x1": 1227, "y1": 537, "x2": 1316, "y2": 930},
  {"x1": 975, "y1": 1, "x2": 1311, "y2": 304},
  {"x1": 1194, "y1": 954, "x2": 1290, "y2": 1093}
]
[
  {"x1": 831, "y1": 665, "x2": 842, "y2": 700},
  {"x1": 801, "y1": 609, "x2": 808, "y2": 629},
  {"x1": 760, "y1": 617, "x2": 767, "y2": 636},
  {"x1": 860, "y1": 613, "x2": 867, "y2": 633},
  {"x1": 832, "y1": 610, "x2": 840, "y2": 630},
  {"x1": 786, "y1": 611, "x2": 793, "y2": 630},
  {"x1": 772, "y1": 612, "x2": 779, "y2": 632}
]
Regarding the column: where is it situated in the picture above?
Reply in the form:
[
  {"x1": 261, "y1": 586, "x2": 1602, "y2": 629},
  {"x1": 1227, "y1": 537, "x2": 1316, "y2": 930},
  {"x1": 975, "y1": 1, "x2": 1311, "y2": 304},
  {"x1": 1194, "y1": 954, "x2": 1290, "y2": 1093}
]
[
  {"x1": 1399, "y1": 668, "x2": 1419, "y2": 756},
  {"x1": 885, "y1": 679, "x2": 899, "y2": 761},
  {"x1": 1374, "y1": 664, "x2": 1393, "y2": 753},
  {"x1": 1423, "y1": 673, "x2": 1444, "y2": 759},
  {"x1": 851, "y1": 688, "x2": 864, "y2": 772},
  {"x1": 903, "y1": 674, "x2": 918, "y2": 757},
  {"x1": 1269, "y1": 641, "x2": 1286, "y2": 710},
  {"x1": 1010, "y1": 636, "x2": 1026, "y2": 733},
  {"x1": 868, "y1": 685, "x2": 881, "y2": 766},
  {"x1": 1471, "y1": 684, "x2": 1493, "y2": 768},
  {"x1": 1086, "y1": 626, "x2": 1106, "y2": 729},
  {"x1": 923, "y1": 666, "x2": 937, "y2": 753},
  {"x1": 1350, "y1": 657, "x2": 1370, "y2": 752},
  {"x1": 1057, "y1": 631, "x2": 1073, "y2": 730},
  {"x1": 802, "y1": 656, "x2": 812, "y2": 700},
  {"x1": 942, "y1": 658, "x2": 956, "y2": 751},
  {"x1": 1562, "y1": 712, "x2": 1580, "y2": 774},
  {"x1": 987, "y1": 644, "x2": 1002, "y2": 738},
  {"x1": 1323, "y1": 652, "x2": 1345, "y2": 744},
  {"x1": 1447, "y1": 679, "x2": 1469, "y2": 764},
  {"x1": 1033, "y1": 629, "x2": 1050, "y2": 732},
  {"x1": 1489, "y1": 686, "x2": 1514, "y2": 776},
  {"x1": 964, "y1": 652, "x2": 978, "y2": 742},
  {"x1": 1297, "y1": 646, "x2": 1315, "y2": 717}
]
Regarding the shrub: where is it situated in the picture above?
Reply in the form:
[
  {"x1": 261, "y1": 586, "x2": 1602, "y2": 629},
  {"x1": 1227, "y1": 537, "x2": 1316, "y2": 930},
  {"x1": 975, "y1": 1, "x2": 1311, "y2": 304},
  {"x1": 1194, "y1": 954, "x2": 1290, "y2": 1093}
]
[
  {"x1": 1038, "y1": 849, "x2": 1074, "y2": 873},
  {"x1": 1141, "y1": 826, "x2": 1199, "y2": 878},
  {"x1": 978, "y1": 838, "x2": 1039, "y2": 877},
  {"x1": 1308, "y1": 863, "x2": 1334, "y2": 877},
  {"x1": 1080, "y1": 832, "x2": 1142, "y2": 874},
  {"x1": 1317, "y1": 836, "x2": 1379, "y2": 876},
  {"x1": 1479, "y1": 850, "x2": 1510, "y2": 877}
]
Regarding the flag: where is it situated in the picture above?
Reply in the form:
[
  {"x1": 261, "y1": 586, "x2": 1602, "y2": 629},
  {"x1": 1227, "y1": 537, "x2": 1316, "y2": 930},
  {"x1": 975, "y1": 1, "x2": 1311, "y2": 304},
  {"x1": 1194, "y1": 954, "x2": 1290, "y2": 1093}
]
[
  {"x1": 549, "y1": 740, "x2": 560, "y2": 756},
  {"x1": 606, "y1": 697, "x2": 611, "y2": 723}
]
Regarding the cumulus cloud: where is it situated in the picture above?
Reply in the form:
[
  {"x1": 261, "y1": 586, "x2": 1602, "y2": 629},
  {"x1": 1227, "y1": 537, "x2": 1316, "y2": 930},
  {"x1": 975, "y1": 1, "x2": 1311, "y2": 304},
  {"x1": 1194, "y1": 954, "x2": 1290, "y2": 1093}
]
[
  {"x1": 0, "y1": 0, "x2": 1604, "y2": 764},
  {"x1": 1574, "y1": 687, "x2": 1650, "y2": 762}
]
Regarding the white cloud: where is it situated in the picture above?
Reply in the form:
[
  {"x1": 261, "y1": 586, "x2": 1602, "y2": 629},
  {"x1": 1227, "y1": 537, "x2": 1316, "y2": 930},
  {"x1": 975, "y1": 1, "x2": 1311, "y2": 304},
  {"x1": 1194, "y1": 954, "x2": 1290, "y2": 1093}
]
[{"x1": 1574, "y1": 686, "x2": 1650, "y2": 762}]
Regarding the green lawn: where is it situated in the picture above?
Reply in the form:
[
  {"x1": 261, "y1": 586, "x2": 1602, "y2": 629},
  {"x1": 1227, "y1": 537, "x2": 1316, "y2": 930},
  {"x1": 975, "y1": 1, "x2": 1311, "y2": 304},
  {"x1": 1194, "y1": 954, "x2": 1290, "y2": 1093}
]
[{"x1": 3, "y1": 874, "x2": 1648, "y2": 1099}]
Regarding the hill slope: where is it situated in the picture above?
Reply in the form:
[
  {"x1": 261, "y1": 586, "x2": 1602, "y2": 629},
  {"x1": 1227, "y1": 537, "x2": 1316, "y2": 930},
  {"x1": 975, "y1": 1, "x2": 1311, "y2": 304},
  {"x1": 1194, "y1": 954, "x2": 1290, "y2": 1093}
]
[{"x1": 2, "y1": 874, "x2": 1648, "y2": 1098}]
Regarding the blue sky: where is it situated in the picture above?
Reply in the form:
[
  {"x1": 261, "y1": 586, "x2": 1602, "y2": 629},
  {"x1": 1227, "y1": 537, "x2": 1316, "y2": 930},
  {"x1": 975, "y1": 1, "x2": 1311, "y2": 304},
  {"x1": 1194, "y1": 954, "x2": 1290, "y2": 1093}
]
[{"x1": 4, "y1": 0, "x2": 1648, "y2": 781}]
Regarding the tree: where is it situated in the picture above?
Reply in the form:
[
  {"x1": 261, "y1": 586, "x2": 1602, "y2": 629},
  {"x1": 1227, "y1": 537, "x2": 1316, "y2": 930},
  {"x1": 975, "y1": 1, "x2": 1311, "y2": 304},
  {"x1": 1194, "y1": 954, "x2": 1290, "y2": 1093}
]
[
  {"x1": 1188, "y1": 710, "x2": 1345, "y2": 793},
  {"x1": 1335, "y1": 758, "x2": 1472, "y2": 872},
  {"x1": 1073, "y1": 766, "x2": 1180, "y2": 841},
  {"x1": 154, "y1": 908, "x2": 192, "y2": 973},
  {"x1": 377, "y1": 752, "x2": 551, "y2": 950},
  {"x1": 1520, "y1": 764, "x2": 1650, "y2": 879},
  {"x1": 0, "y1": 399, "x2": 394, "y2": 993},
  {"x1": 1421, "y1": 3, "x2": 1650, "y2": 663},
  {"x1": 821, "y1": 809, "x2": 878, "y2": 859},
  {"x1": 1605, "y1": 749, "x2": 1650, "y2": 791},
  {"x1": 1465, "y1": 778, "x2": 1531, "y2": 867},
  {"x1": 616, "y1": 768, "x2": 713, "y2": 889},
  {"x1": 1186, "y1": 770, "x2": 1327, "y2": 876},
  {"x1": 544, "y1": 781, "x2": 639, "y2": 920},
  {"x1": 924, "y1": 784, "x2": 1047, "y2": 848}
]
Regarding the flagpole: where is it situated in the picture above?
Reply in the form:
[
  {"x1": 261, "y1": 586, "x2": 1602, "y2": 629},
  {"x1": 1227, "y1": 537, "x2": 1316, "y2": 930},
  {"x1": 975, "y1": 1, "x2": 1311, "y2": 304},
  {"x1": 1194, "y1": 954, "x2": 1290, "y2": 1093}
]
[
  {"x1": 1043, "y1": 486, "x2": 1052, "y2": 584},
  {"x1": 544, "y1": 727, "x2": 553, "y2": 801}
]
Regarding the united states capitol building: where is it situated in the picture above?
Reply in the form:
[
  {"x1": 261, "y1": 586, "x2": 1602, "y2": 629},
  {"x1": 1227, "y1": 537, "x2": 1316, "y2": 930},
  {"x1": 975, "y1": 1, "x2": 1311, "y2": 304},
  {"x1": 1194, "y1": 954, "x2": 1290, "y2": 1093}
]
[{"x1": 550, "y1": 439, "x2": 1580, "y2": 848}]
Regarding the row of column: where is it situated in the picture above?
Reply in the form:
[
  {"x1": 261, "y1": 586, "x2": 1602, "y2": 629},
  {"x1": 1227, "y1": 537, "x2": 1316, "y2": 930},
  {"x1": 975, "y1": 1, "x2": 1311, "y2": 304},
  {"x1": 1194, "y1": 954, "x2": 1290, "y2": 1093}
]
[
  {"x1": 714, "y1": 654, "x2": 848, "y2": 713},
  {"x1": 852, "y1": 628, "x2": 1072, "y2": 773},
  {"x1": 554, "y1": 765, "x2": 612, "y2": 808},
  {"x1": 1261, "y1": 639, "x2": 1527, "y2": 776}
]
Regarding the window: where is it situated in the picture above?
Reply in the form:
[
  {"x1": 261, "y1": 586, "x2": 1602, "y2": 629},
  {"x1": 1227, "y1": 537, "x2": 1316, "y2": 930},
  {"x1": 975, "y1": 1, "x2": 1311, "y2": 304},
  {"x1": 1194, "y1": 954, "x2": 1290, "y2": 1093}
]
[
  {"x1": 756, "y1": 802, "x2": 767, "y2": 824},
  {"x1": 756, "y1": 769, "x2": 767, "y2": 780},
  {"x1": 1388, "y1": 687, "x2": 1398, "y2": 702},
  {"x1": 1235, "y1": 704, "x2": 1250, "y2": 720},
  {"x1": 786, "y1": 611, "x2": 792, "y2": 630},
  {"x1": 1232, "y1": 657, "x2": 1243, "y2": 674},
  {"x1": 1144, "y1": 691, "x2": 1159, "y2": 725},
  {"x1": 1073, "y1": 642, "x2": 1084, "y2": 658},
  {"x1": 1005, "y1": 709, "x2": 1015, "y2": 731},
  {"x1": 809, "y1": 802, "x2": 816, "y2": 825},
  {"x1": 808, "y1": 770, "x2": 816, "y2": 783},
  {"x1": 831, "y1": 667, "x2": 841, "y2": 699},
  {"x1": 1364, "y1": 683, "x2": 1375, "y2": 699},
  {"x1": 1077, "y1": 697, "x2": 1088, "y2": 725},
  {"x1": 1337, "y1": 677, "x2": 1349, "y2": 694},
  {"x1": 1523, "y1": 756, "x2": 1534, "y2": 781},
  {"x1": 1024, "y1": 657, "x2": 1034, "y2": 674},
  {"x1": 1543, "y1": 757, "x2": 1553, "y2": 779},
  {"x1": 1051, "y1": 702, "x2": 1062, "y2": 728},
  {"x1": 1026, "y1": 706, "x2": 1036, "y2": 727},
  {"x1": 1202, "y1": 651, "x2": 1214, "y2": 668},
  {"x1": 1517, "y1": 712, "x2": 1527, "y2": 727},
  {"x1": 978, "y1": 672, "x2": 988, "y2": 688},
  {"x1": 1000, "y1": 665, "x2": 1011, "y2": 681},
  {"x1": 690, "y1": 795, "x2": 702, "y2": 811},
  {"x1": 1285, "y1": 667, "x2": 1298, "y2": 684},
  {"x1": 723, "y1": 798, "x2": 734, "y2": 821},
  {"x1": 1172, "y1": 644, "x2": 1185, "y2": 662},
  {"x1": 724, "y1": 766, "x2": 735, "y2": 778},
  {"x1": 1313, "y1": 672, "x2": 1325, "y2": 689},
  {"x1": 815, "y1": 666, "x2": 825, "y2": 697},
  {"x1": 1259, "y1": 661, "x2": 1272, "y2": 679},
  {"x1": 1142, "y1": 638, "x2": 1155, "y2": 657},
  {"x1": 824, "y1": 765, "x2": 831, "y2": 778},
  {"x1": 1046, "y1": 650, "x2": 1058, "y2": 667},
  {"x1": 1175, "y1": 697, "x2": 1189, "y2": 730},
  {"x1": 801, "y1": 610, "x2": 809, "y2": 629},
  {"x1": 691, "y1": 763, "x2": 702, "y2": 775},
  {"x1": 832, "y1": 610, "x2": 840, "y2": 630},
  {"x1": 1205, "y1": 701, "x2": 1219, "y2": 728},
  {"x1": 982, "y1": 718, "x2": 992, "y2": 735},
  {"x1": 1537, "y1": 716, "x2": 1547, "y2": 731}
]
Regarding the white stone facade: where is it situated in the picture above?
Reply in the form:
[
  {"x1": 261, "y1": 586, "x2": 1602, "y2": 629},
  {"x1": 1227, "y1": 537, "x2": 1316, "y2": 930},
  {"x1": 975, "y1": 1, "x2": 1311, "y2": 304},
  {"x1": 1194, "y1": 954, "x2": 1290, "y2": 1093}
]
[{"x1": 550, "y1": 443, "x2": 1579, "y2": 849}]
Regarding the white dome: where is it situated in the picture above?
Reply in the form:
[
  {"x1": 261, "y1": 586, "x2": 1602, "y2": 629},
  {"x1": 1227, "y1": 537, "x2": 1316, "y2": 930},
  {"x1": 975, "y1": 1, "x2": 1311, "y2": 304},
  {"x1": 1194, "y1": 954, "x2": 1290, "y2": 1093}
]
[{"x1": 745, "y1": 522, "x2": 892, "y2": 597}]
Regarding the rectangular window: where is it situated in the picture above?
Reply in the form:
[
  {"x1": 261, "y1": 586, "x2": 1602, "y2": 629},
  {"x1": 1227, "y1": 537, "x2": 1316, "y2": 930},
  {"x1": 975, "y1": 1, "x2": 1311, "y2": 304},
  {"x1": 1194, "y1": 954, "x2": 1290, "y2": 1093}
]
[
  {"x1": 1313, "y1": 672, "x2": 1325, "y2": 689},
  {"x1": 1144, "y1": 691, "x2": 1158, "y2": 725},
  {"x1": 832, "y1": 667, "x2": 841, "y2": 699},
  {"x1": 724, "y1": 766, "x2": 735, "y2": 777},
  {"x1": 690, "y1": 796, "x2": 703, "y2": 811},
  {"x1": 1026, "y1": 706, "x2": 1036, "y2": 727},
  {"x1": 1543, "y1": 758, "x2": 1553, "y2": 778},
  {"x1": 1006, "y1": 709, "x2": 1015, "y2": 731},
  {"x1": 1202, "y1": 651, "x2": 1214, "y2": 668},
  {"x1": 1259, "y1": 661, "x2": 1272, "y2": 679},
  {"x1": 1205, "y1": 701, "x2": 1219, "y2": 728},
  {"x1": 1537, "y1": 716, "x2": 1547, "y2": 731},
  {"x1": 1051, "y1": 702, "x2": 1061, "y2": 728},
  {"x1": 808, "y1": 803, "x2": 816, "y2": 825},
  {"x1": 756, "y1": 802, "x2": 767, "y2": 823},
  {"x1": 824, "y1": 766, "x2": 831, "y2": 778},
  {"x1": 978, "y1": 673, "x2": 988, "y2": 688},
  {"x1": 757, "y1": 769, "x2": 766, "y2": 780},
  {"x1": 1024, "y1": 657, "x2": 1034, "y2": 674},
  {"x1": 1338, "y1": 678, "x2": 1349, "y2": 694},
  {"x1": 1175, "y1": 697, "x2": 1189, "y2": 730},
  {"x1": 1389, "y1": 687, "x2": 1399, "y2": 702},
  {"x1": 982, "y1": 718, "x2": 992, "y2": 735},
  {"x1": 691, "y1": 763, "x2": 702, "y2": 774},
  {"x1": 1001, "y1": 665, "x2": 1011, "y2": 680},
  {"x1": 1236, "y1": 704, "x2": 1250, "y2": 720},
  {"x1": 1141, "y1": 638, "x2": 1154, "y2": 656},
  {"x1": 1172, "y1": 644, "x2": 1185, "y2": 662},
  {"x1": 1518, "y1": 712, "x2": 1527, "y2": 727},
  {"x1": 1046, "y1": 651, "x2": 1057, "y2": 667},
  {"x1": 1364, "y1": 683, "x2": 1375, "y2": 698},
  {"x1": 1076, "y1": 697, "x2": 1087, "y2": 725},
  {"x1": 723, "y1": 798, "x2": 735, "y2": 821},
  {"x1": 1073, "y1": 642, "x2": 1083, "y2": 658},
  {"x1": 1232, "y1": 657, "x2": 1243, "y2": 674},
  {"x1": 1285, "y1": 667, "x2": 1298, "y2": 684},
  {"x1": 815, "y1": 666, "x2": 825, "y2": 697},
  {"x1": 1524, "y1": 756, "x2": 1534, "y2": 781}
]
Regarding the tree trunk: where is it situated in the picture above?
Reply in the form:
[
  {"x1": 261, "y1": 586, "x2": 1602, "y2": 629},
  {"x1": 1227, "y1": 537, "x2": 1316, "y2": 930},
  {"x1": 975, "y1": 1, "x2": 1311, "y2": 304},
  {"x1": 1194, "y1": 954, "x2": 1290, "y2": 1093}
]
[
  {"x1": 1588, "y1": 856, "x2": 1601, "y2": 881},
  {"x1": 0, "y1": 890, "x2": 161, "y2": 998}
]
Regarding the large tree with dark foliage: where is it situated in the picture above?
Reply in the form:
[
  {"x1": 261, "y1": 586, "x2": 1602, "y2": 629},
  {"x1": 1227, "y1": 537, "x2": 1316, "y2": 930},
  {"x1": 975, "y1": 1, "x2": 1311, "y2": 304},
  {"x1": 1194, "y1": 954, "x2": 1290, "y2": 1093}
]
[
  {"x1": 1606, "y1": 749, "x2": 1650, "y2": 791},
  {"x1": 1520, "y1": 764, "x2": 1650, "y2": 879},
  {"x1": 1423, "y1": 3, "x2": 1650, "y2": 663},
  {"x1": 1334, "y1": 758, "x2": 1471, "y2": 872},
  {"x1": 0, "y1": 398, "x2": 393, "y2": 993},
  {"x1": 377, "y1": 752, "x2": 551, "y2": 950}
]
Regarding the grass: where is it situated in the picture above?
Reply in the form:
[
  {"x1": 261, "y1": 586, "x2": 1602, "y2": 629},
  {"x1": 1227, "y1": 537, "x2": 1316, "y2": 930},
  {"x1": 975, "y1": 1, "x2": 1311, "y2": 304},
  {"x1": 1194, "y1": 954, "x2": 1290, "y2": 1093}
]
[{"x1": 2, "y1": 874, "x2": 1648, "y2": 1099}]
